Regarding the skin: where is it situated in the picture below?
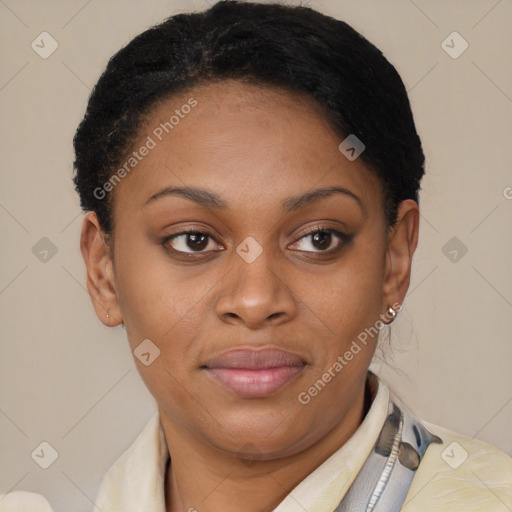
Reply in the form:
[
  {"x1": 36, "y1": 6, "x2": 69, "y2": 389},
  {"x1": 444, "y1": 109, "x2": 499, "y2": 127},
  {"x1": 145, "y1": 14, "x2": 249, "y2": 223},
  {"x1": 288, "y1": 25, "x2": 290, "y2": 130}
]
[{"x1": 80, "y1": 80, "x2": 419, "y2": 512}]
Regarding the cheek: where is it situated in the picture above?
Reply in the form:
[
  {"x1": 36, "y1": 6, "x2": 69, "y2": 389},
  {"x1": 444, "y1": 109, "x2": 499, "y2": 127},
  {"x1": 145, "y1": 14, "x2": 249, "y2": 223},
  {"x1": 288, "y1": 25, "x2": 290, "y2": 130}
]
[
  {"x1": 313, "y1": 241, "x2": 385, "y2": 352},
  {"x1": 112, "y1": 244, "x2": 208, "y2": 410},
  {"x1": 112, "y1": 239, "x2": 203, "y2": 347}
]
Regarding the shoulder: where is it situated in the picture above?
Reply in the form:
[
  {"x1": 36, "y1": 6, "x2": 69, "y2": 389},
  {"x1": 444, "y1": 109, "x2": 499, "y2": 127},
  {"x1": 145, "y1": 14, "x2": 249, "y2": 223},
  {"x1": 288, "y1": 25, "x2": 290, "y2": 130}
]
[
  {"x1": 94, "y1": 412, "x2": 168, "y2": 511},
  {"x1": 0, "y1": 491, "x2": 54, "y2": 512},
  {"x1": 402, "y1": 421, "x2": 512, "y2": 511}
]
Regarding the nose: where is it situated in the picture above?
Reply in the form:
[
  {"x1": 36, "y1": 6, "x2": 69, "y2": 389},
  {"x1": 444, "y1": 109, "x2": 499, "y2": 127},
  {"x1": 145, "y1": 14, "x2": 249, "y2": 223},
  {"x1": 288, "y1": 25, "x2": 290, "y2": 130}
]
[{"x1": 215, "y1": 242, "x2": 297, "y2": 330}]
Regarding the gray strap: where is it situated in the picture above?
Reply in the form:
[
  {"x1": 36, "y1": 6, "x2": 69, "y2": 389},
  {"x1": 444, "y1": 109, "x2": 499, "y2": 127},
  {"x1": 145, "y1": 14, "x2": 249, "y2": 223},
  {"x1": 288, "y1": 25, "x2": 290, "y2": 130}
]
[{"x1": 334, "y1": 400, "x2": 442, "y2": 512}]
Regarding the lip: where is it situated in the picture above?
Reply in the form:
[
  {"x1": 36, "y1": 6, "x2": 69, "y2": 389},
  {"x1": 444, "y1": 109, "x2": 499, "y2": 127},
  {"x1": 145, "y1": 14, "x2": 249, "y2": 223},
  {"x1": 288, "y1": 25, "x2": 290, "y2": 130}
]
[{"x1": 203, "y1": 348, "x2": 306, "y2": 398}]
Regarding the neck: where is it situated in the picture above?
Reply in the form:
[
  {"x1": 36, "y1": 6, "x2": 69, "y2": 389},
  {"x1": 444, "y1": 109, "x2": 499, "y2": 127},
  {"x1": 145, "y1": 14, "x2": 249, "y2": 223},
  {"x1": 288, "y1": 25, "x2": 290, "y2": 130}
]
[{"x1": 163, "y1": 379, "x2": 373, "y2": 512}]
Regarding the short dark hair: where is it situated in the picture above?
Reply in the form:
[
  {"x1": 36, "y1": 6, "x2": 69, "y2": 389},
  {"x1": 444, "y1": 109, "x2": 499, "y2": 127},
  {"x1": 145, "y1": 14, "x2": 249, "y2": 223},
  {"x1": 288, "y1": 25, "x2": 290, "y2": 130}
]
[{"x1": 73, "y1": 0, "x2": 425, "y2": 235}]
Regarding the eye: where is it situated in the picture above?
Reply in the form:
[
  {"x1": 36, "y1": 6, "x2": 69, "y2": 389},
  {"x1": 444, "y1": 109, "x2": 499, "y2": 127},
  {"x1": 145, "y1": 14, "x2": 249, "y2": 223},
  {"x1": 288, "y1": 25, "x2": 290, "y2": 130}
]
[
  {"x1": 290, "y1": 227, "x2": 353, "y2": 253},
  {"x1": 161, "y1": 226, "x2": 352, "y2": 257},
  {"x1": 162, "y1": 229, "x2": 222, "y2": 254}
]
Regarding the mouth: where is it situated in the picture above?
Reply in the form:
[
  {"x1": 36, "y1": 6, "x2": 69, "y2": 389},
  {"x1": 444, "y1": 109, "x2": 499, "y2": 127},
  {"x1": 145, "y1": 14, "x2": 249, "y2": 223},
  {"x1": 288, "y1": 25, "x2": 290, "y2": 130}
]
[{"x1": 202, "y1": 348, "x2": 307, "y2": 399}]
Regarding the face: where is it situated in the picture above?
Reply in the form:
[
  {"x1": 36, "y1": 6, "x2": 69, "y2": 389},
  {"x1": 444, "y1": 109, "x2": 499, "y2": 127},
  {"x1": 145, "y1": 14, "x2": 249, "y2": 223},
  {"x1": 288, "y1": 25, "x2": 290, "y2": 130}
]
[{"x1": 81, "y1": 80, "x2": 418, "y2": 460}]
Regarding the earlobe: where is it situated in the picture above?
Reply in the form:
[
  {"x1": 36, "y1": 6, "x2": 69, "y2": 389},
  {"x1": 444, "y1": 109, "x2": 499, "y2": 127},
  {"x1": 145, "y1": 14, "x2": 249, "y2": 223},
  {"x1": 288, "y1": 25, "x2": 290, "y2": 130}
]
[
  {"x1": 80, "y1": 211, "x2": 123, "y2": 327},
  {"x1": 382, "y1": 200, "x2": 420, "y2": 314}
]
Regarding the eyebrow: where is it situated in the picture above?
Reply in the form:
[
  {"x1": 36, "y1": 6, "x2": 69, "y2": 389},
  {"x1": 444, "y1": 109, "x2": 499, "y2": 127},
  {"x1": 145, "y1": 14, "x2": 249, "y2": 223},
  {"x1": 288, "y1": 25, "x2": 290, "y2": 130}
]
[{"x1": 143, "y1": 185, "x2": 363, "y2": 212}]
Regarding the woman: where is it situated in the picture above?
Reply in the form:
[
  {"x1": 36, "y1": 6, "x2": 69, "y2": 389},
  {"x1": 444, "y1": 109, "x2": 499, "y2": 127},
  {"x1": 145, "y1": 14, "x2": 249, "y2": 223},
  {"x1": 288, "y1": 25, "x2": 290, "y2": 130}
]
[{"x1": 70, "y1": 1, "x2": 511, "y2": 511}]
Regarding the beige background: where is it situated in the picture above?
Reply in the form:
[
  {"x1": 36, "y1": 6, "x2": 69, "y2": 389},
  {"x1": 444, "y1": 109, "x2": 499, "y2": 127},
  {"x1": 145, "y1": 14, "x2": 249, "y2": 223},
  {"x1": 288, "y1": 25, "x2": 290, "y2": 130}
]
[{"x1": 1, "y1": 0, "x2": 511, "y2": 510}]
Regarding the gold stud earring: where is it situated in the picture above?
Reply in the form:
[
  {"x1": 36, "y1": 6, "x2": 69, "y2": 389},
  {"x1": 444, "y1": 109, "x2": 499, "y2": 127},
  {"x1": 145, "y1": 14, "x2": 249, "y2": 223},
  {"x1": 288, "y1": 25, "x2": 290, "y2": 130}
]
[{"x1": 386, "y1": 306, "x2": 397, "y2": 324}]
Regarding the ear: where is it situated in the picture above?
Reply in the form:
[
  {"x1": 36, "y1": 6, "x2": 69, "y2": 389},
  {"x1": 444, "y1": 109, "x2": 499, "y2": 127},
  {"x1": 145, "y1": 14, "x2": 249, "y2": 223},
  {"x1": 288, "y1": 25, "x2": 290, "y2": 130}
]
[
  {"x1": 79, "y1": 211, "x2": 123, "y2": 327},
  {"x1": 382, "y1": 199, "x2": 420, "y2": 316}
]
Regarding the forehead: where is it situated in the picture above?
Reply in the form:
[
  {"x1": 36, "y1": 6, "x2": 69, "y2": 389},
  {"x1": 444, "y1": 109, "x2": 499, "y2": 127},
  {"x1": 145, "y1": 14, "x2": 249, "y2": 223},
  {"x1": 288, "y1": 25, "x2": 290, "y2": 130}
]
[{"x1": 111, "y1": 80, "x2": 383, "y2": 218}]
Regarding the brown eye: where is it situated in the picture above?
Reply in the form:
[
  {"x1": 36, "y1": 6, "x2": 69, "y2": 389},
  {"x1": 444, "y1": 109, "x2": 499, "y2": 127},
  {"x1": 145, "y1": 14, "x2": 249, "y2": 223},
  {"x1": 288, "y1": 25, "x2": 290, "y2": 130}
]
[
  {"x1": 310, "y1": 230, "x2": 333, "y2": 251},
  {"x1": 162, "y1": 230, "x2": 221, "y2": 254},
  {"x1": 290, "y1": 228, "x2": 353, "y2": 253}
]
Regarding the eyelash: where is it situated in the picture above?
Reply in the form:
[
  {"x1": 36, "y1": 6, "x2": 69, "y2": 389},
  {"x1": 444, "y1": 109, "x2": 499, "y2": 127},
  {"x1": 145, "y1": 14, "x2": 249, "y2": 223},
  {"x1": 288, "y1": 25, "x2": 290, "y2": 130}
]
[{"x1": 161, "y1": 225, "x2": 353, "y2": 257}]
